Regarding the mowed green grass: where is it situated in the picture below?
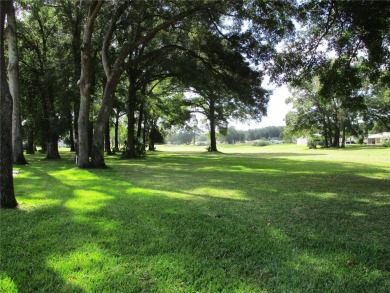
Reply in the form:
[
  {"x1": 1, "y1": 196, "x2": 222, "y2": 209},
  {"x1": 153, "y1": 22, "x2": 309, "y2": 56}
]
[{"x1": 0, "y1": 144, "x2": 389, "y2": 292}]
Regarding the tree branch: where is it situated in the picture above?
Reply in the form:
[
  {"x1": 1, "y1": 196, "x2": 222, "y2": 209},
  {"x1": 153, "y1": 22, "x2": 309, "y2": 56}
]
[
  {"x1": 112, "y1": 4, "x2": 211, "y2": 78},
  {"x1": 102, "y1": 1, "x2": 131, "y2": 77}
]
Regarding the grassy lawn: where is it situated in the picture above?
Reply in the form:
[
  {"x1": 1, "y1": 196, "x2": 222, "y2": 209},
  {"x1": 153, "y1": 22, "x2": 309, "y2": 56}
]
[{"x1": 1, "y1": 144, "x2": 389, "y2": 292}]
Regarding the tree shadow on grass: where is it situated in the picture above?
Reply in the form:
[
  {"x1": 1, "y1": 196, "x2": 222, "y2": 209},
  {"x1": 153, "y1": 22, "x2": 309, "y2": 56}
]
[
  {"x1": 1, "y1": 151, "x2": 389, "y2": 292},
  {"x1": 110, "y1": 153, "x2": 390, "y2": 291},
  {"x1": 1, "y1": 167, "x2": 86, "y2": 292}
]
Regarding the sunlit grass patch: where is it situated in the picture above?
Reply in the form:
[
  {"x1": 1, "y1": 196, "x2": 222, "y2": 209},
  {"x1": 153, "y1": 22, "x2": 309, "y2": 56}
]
[
  {"x1": 46, "y1": 243, "x2": 119, "y2": 291},
  {"x1": 0, "y1": 274, "x2": 18, "y2": 293},
  {"x1": 64, "y1": 190, "x2": 114, "y2": 212},
  {"x1": 186, "y1": 187, "x2": 248, "y2": 200},
  {"x1": 306, "y1": 192, "x2": 338, "y2": 199}
]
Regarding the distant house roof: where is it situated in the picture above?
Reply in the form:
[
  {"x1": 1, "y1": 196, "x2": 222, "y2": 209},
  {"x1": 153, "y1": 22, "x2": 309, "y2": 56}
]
[{"x1": 368, "y1": 132, "x2": 390, "y2": 139}]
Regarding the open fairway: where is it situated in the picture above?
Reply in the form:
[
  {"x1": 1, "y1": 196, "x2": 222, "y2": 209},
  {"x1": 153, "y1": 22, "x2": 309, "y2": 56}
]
[{"x1": 1, "y1": 144, "x2": 389, "y2": 292}]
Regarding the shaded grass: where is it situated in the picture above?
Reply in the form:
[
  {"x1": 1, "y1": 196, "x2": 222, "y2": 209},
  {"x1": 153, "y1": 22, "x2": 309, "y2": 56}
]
[{"x1": 0, "y1": 145, "x2": 389, "y2": 292}]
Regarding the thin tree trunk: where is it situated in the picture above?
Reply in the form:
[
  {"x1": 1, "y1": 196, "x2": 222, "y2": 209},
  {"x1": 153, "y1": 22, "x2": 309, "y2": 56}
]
[
  {"x1": 114, "y1": 113, "x2": 119, "y2": 151},
  {"x1": 126, "y1": 72, "x2": 137, "y2": 157},
  {"x1": 0, "y1": 2, "x2": 17, "y2": 208},
  {"x1": 105, "y1": 120, "x2": 112, "y2": 155},
  {"x1": 321, "y1": 113, "x2": 329, "y2": 148},
  {"x1": 143, "y1": 111, "x2": 147, "y2": 148},
  {"x1": 331, "y1": 101, "x2": 340, "y2": 148},
  {"x1": 148, "y1": 120, "x2": 155, "y2": 151},
  {"x1": 72, "y1": 0, "x2": 82, "y2": 149},
  {"x1": 333, "y1": 128, "x2": 340, "y2": 148},
  {"x1": 88, "y1": 121, "x2": 93, "y2": 157},
  {"x1": 73, "y1": 102, "x2": 79, "y2": 150},
  {"x1": 137, "y1": 102, "x2": 143, "y2": 139},
  {"x1": 341, "y1": 120, "x2": 346, "y2": 148},
  {"x1": 68, "y1": 110, "x2": 75, "y2": 151},
  {"x1": 208, "y1": 99, "x2": 218, "y2": 152},
  {"x1": 148, "y1": 139, "x2": 155, "y2": 151},
  {"x1": 326, "y1": 114, "x2": 333, "y2": 147},
  {"x1": 6, "y1": 0, "x2": 27, "y2": 165},
  {"x1": 26, "y1": 129, "x2": 34, "y2": 154}
]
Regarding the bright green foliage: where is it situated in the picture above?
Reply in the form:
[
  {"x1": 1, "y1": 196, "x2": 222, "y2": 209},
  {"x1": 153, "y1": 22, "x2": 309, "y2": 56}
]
[
  {"x1": 1, "y1": 146, "x2": 389, "y2": 292},
  {"x1": 252, "y1": 140, "x2": 269, "y2": 147},
  {"x1": 364, "y1": 84, "x2": 390, "y2": 132},
  {"x1": 381, "y1": 136, "x2": 390, "y2": 147},
  {"x1": 307, "y1": 135, "x2": 323, "y2": 149},
  {"x1": 285, "y1": 58, "x2": 366, "y2": 148}
]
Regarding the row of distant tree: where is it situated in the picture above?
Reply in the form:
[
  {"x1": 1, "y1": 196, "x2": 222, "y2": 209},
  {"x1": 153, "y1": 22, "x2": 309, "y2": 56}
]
[{"x1": 166, "y1": 126, "x2": 284, "y2": 145}]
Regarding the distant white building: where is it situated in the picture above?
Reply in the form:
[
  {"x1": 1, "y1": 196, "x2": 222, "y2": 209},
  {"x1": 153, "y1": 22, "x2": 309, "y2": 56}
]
[
  {"x1": 296, "y1": 134, "x2": 321, "y2": 146},
  {"x1": 296, "y1": 137, "x2": 308, "y2": 146},
  {"x1": 58, "y1": 140, "x2": 67, "y2": 147},
  {"x1": 367, "y1": 132, "x2": 390, "y2": 145}
]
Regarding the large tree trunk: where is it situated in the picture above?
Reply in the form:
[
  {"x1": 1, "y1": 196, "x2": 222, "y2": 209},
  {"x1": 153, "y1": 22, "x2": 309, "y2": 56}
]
[
  {"x1": 90, "y1": 75, "x2": 118, "y2": 168},
  {"x1": 46, "y1": 131, "x2": 60, "y2": 160},
  {"x1": 208, "y1": 100, "x2": 218, "y2": 152},
  {"x1": 91, "y1": 123, "x2": 106, "y2": 168},
  {"x1": 0, "y1": 2, "x2": 17, "y2": 208},
  {"x1": 78, "y1": 1, "x2": 103, "y2": 168},
  {"x1": 6, "y1": 0, "x2": 27, "y2": 165}
]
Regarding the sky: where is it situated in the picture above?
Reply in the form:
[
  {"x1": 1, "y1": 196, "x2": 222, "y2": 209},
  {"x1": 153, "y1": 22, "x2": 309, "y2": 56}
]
[{"x1": 232, "y1": 84, "x2": 292, "y2": 130}]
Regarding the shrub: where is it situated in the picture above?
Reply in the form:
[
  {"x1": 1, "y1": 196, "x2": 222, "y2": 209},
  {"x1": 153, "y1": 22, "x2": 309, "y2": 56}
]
[
  {"x1": 195, "y1": 141, "x2": 208, "y2": 146},
  {"x1": 120, "y1": 139, "x2": 145, "y2": 158},
  {"x1": 253, "y1": 140, "x2": 269, "y2": 147},
  {"x1": 381, "y1": 136, "x2": 390, "y2": 147},
  {"x1": 307, "y1": 135, "x2": 323, "y2": 149},
  {"x1": 307, "y1": 141, "x2": 317, "y2": 149}
]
